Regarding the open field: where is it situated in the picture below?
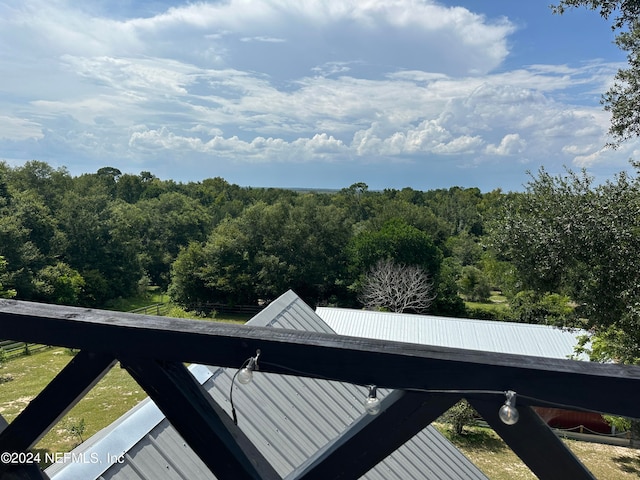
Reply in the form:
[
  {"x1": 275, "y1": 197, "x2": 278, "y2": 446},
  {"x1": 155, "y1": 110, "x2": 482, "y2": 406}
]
[
  {"x1": 1, "y1": 348, "x2": 639, "y2": 476},
  {"x1": 438, "y1": 424, "x2": 640, "y2": 480},
  {"x1": 0, "y1": 348, "x2": 148, "y2": 458}
]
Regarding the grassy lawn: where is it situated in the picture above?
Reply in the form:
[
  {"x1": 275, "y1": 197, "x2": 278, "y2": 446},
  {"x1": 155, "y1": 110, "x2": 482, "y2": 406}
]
[
  {"x1": 437, "y1": 423, "x2": 640, "y2": 480},
  {"x1": 0, "y1": 348, "x2": 147, "y2": 462},
  {"x1": 103, "y1": 289, "x2": 169, "y2": 312},
  {"x1": 103, "y1": 289, "x2": 252, "y2": 324},
  {"x1": 465, "y1": 290, "x2": 511, "y2": 318},
  {"x1": 0, "y1": 294, "x2": 248, "y2": 465}
]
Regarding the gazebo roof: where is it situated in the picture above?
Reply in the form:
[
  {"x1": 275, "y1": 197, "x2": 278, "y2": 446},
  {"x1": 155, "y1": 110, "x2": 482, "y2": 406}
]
[
  {"x1": 1, "y1": 290, "x2": 638, "y2": 479},
  {"x1": 45, "y1": 291, "x2": 487, "y2": 479}
]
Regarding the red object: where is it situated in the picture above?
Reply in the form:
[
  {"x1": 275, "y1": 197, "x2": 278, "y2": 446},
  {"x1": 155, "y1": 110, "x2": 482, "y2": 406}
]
[{"x1": 533, "y1": 407, "x2": 610, "y2": 434}]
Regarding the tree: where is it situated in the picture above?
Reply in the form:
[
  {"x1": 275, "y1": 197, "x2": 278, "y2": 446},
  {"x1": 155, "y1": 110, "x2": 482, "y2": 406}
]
[
  {"x1": 33, "y1": 262, "x2": 85, "y2": 305},
  {"x1": 0, "y1": 256, "x2": 16, "y2": 299},
  {"x1": 491, "y1": 165, "x2": 640, "y2": 357},
  {"x1": 169, "y1": 197, "x2": 352, "y2": 307},
  {"x1": 118, "y1": 192, "x2": 211, "y2": 288},
  {"x1": 6, "y1": 160, "x2": 72, "y2": 211},
  {"x1": 552, "y1": 1, "x2": 640, "y2": 144},
  {"x1": 441, "y1": 400, "x2": 477, "y2": 436},
  {"x1": 430, "y1": 258, "x2": 467, "y2": 316},
  {"x1": 58, "y1": 192, "x2": 143, "y2": 304},
  {"x1": 348, "y1": 218, "x2": 443, "y2": 275},
  {"x1": 457, "y1": 265, "x2": 491, "y2": 303},
  {"x1": 0, "y1": 207, "x2": 43, "y2": 299},
  {"x1": 508, "y1": 291, "x2": 576, "y2": 327},
  {"x1": 358, "y1": 259, "x2": 435, "y2": 313}
]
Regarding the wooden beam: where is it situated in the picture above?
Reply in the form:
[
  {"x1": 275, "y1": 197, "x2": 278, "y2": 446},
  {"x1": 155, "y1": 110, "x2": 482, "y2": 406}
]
[
  {"x1": 287, "y1": 390, "x2": 459, "y2": 480},
  {"x1": 468, "y1": 395, "x2": 596, "y2": 480},
  {"x1": 0, "y1": 350, "x2": 115, "y2": 478},
  {"x1": 1, "y1": 300, "x2": 640, "y2": 420},
  {"x1": 119, "y1": 357, "x2": 280, "y2": 480},
  {"x1": 0, "y1": 464, "x2": 50, "y2": 480}
]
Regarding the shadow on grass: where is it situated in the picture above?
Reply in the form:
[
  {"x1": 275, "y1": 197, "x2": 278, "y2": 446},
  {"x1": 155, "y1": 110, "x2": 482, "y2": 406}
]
[
  {"x1": 442, "y1": 426, "x2": 508, "y2": 453},
  {"x1": 613, "y1": 453, "x2": 640, "y2": 475}
]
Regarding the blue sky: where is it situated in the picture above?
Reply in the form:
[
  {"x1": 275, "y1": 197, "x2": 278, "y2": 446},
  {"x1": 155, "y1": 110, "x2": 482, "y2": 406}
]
[{"x1": 1, "y1": 0, "x2": 637, "y2": 191}]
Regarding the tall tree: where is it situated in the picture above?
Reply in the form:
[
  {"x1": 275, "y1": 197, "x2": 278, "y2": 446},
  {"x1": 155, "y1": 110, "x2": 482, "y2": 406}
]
[
  {"x1": 169, "y1": 197, "x2": 351, "y2": 307},
  {"x1": 58, "y1": 192, "x2": 142, "y2": 304},
  {"x1": 0, "y1": 256, "x2": 16, "y2": 299},
  {"x1": 552, "y1": 1, "x2": 640, "y2": 143},
  {"x1": 5, "y1": 160, "x2": 72, "y2": 211},
  {"x1": 348, "y1": 218, "x2": 443, "y2": 275},
  {"x1": 491, "y1": 165, "x2": 640, "y2": 360}
]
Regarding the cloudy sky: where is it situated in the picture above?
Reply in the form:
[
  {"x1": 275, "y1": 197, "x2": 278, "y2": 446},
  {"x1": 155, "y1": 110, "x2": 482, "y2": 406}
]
[{"x1": 1, "y1": 0, "x2": 637, "y2": 191}]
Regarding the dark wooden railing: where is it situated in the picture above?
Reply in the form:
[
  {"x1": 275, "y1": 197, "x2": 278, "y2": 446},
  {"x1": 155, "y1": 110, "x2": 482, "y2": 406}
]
[{"x1": 1, "y1": 298, "x2": 639, "y2": 480}]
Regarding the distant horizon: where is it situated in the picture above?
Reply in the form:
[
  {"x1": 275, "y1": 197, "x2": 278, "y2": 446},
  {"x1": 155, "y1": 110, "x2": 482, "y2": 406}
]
[
  {"x1": 2, "y1": 1, "x2": 638, "y2": 193},
  {"x1": 8, "y1": 156, "x2": 637, "y2": 195}
]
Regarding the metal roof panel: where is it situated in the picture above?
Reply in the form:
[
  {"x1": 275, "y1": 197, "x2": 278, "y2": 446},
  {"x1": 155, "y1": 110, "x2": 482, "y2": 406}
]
[
  {"x1": 47, "y1": 290, "x2": 488, "y2": 480},
  {"x1": 316, "y1": 307, "x2": 587, "y2": 360}
]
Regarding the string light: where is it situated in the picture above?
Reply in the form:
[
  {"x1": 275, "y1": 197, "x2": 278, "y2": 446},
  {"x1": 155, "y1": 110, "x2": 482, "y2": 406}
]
[
  {"x1": 230, "y1": 349, "x2": 261, "y2": 425},
  {"x1": 499, "y1": 390, "x2": 520, "y2": 425},
  {"x1": 238, "y1": 349, "x2": 261, "y2": 385},
  {"x1": 229, "y1": 354, "x2": 525, "y2": 427},
  {"x1": 364, "y1": 385, "x2": 381, "y2": 415}
]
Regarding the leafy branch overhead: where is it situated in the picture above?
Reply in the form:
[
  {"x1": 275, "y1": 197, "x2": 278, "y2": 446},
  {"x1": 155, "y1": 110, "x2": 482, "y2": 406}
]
[{"x1": 552, "y1": 0, "x2": 640, "y2": 144}]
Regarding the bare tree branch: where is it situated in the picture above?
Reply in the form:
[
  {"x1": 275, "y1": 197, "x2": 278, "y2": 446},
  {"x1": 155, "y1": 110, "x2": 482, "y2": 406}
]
[{"x1": 358, "y1": 259, "x2": 436, "y2": 313}]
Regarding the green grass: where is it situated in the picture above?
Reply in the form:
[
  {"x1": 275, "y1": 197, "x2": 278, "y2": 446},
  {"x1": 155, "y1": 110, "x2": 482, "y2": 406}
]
[
  {"x1": 436, "y1": 423, "x2": 640, "y2": 480},
  {"x1": 103, "y1": 289, "x2": 251, "y2": 324},
  {"x1": 103, "y1": 289, "x2": 168, "y2": 312},
  {"x1": 0, "y1": 348, "x2": 147, "y2": 465},
  {"x1": 212, "y1": 312, "x2": 254, "y2": 323},
  {"x1": 465, "y1": 290, "x2": 511, "y2": 318},
  {"x1": 465, "y1": 300, "x2": 510, "y2": 313}
]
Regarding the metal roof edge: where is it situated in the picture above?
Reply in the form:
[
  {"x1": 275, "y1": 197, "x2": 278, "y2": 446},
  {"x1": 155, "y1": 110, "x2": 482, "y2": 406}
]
[{"x1": 45, "y1": 364, "x2": 213, "y2": 480}]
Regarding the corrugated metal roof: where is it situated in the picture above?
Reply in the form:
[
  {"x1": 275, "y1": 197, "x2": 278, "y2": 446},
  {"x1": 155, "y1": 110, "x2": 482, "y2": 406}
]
[
  {"x1": 46, "y1": 290, "x2": 488, "y2": 480},
  {"x1": 315, "y1": 307, "x2": 587, "y2": 360}
]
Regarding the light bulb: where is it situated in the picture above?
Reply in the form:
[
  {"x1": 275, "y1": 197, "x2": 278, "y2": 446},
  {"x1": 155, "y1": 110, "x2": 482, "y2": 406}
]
[
  {"x1": 499, "y1": 390, "x2": 519, "y2": 425},
  {"x1": 364, "y1": 396, "x2": 381, "y2": 415},
  {"x1": 364, "y1": 386, "x2": 381, "y2": 415},
  {"x1": 498, "y1": 404, "x2": 519, "y2": 425},
  {"x1": 237, "y1": 367, "x2": 254, "y2": 384},
  {"x1": 236, "y1": 352, "x2": 259, "y2": 385}
]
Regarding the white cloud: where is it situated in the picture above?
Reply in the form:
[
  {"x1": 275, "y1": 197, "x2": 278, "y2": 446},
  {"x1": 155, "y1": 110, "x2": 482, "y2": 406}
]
[
  {"x1": 240, "y1": 36, "x2": 286, "y2": 43},
  {"x1": 486, "y1": 133, "x2": 526, "y2": 156},
  {"x1": 7, "y1": 54, "x2": 626, "y2": 171},
  {"x1": 1, "y1": 0, "x2": 515, "y2": 76},
  {"x1": 0, "y1": 115, "x2": 43, "y2": 141},
  {"x1": 433, "y1": 135, "x2": 485, "y2": 154},
  {"x1": 0, "y1": 0, "x2": 634, "y2": 189}
]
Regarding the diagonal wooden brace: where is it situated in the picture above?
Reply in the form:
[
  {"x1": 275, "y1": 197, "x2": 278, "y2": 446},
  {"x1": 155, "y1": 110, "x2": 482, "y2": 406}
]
[
  {"x1": 288, "y1": 390, "x2": 460, "y2": 480},
  {"x1": 119, "y1": 357, "x2": 281, "y2": 480},
  {"x1": 0, "y1": 350, "x2": 115, "y2": 478},
  {"x1": 468, "y1": 395, "x2": 596, "y2": 480}
]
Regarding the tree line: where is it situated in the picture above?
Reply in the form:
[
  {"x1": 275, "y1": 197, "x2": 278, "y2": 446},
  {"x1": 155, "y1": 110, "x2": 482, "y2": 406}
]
[
  {"x1": 2, "y1": 159, "x2": 640, "y2": 363},
  {"x1": 0, "y1": 161, "x2": 502, "y2": 314}
]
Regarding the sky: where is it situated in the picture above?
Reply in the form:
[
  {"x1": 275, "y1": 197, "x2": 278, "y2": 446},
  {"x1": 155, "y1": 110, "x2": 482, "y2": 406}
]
[{"x1": 1, "y1": 0, "x2": 638, "y2": 192}]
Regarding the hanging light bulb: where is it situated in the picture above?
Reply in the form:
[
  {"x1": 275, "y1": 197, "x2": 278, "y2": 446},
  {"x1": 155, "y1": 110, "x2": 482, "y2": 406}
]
[
  {"x1": 237, "y1": 349, "x2": 261, "y2": 385},
  {"x1": 498, "y1": 390, "x2": 519, "y2": 425},
  {"x1": 364, "y1": 385, "x2": 381, "y2": 415}
]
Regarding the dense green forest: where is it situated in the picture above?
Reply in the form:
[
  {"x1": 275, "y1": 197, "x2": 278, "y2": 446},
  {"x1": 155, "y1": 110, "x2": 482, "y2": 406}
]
[
  {"x1": 0, "y1": 160, "x2": 505, "y2": 315},
  {"x1": 2, "y1": 160, "x2": 640, "y2": 363}
]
